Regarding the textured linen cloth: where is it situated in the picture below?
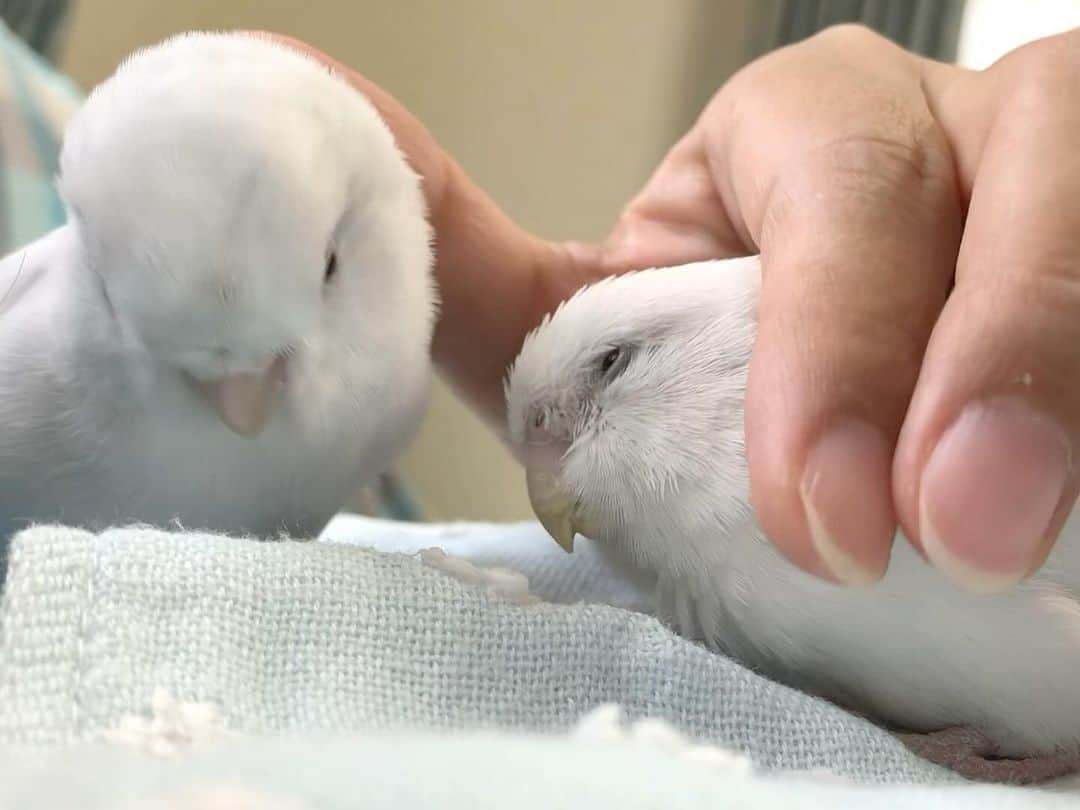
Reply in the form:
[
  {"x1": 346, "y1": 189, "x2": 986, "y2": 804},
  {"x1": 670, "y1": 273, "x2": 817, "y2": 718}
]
[{"x1": 0, "y1": 519, "x2": 1077, "y2": 806}]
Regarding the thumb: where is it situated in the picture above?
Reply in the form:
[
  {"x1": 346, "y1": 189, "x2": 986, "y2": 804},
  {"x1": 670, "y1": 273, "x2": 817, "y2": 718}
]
[{"x1": 261, "y1": 33, "x2": 604, "y2": 426}]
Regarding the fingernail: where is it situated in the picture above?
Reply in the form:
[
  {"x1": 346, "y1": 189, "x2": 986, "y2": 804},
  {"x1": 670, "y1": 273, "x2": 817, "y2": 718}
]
[
  {"x1": 920, "y1": 399, "x2": 1071, "y2": 593},
  {"x1": 800, "y1": 419, "x2": 896, "y2": 586}
]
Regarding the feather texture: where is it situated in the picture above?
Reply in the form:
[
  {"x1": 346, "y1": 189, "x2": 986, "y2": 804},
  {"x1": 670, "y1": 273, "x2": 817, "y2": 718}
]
[
  {"x1": 506, "y1": 255, "x2": 1080, "y2": 761},
  {"x1": 0, "y1": 32, "x2": 435, "y2": 539}
]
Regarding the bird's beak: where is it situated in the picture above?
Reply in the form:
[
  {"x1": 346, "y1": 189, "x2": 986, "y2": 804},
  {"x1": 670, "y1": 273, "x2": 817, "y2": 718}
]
[
  {"x1": 524, "y1": 435, "x2": 580, "y2": 553},
  {"x1": 189, "y1": 354, "x2": 288, "y2": 438},
  {"x1": 526, "y1": 466, "x2": 580, "y2": 553}
]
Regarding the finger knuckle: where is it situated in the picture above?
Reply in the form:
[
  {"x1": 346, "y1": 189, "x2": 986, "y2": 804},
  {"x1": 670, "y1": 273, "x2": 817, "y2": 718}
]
[
  {"x1": 757, "y1": 127, "x2": 955, "y2": 259},
  {"x1": 815, "y1": 127, "x2": 949, "y2": 202},
  {"x1": 810, "y1": 23, "x2": 889, "y2": 53},
  {"x1": 726, "y1": 23, "x2": 898, "y2": 105}
]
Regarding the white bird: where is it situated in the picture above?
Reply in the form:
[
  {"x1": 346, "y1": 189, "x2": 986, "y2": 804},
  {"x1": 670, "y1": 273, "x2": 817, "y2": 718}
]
[
  {"x1": 505, "y1": 256, "x2": 1080, "y2": 783},
  {"x1": 0, "y1": 32, "x2": 435, "y2": 541}
]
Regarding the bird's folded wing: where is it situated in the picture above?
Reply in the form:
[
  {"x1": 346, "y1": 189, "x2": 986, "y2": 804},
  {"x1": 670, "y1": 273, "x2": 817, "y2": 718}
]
[{"x1": 0, "y1": 521, "x2": 1076, "y2": 805}]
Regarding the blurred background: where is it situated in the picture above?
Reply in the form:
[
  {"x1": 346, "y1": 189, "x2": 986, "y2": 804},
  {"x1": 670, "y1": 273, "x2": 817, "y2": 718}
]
[{"x1": 3, "y1": 0, "x2": 1079, "y2": 522}]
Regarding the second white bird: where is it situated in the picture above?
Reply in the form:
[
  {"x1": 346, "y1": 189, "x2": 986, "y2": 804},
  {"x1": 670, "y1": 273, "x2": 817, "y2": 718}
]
[
  {"x1": 505, "y1": 256, "x2": 1080, "y2": 781},
  {"x1": 0, "y1": 33, "x2": 435, "y2": 540}
]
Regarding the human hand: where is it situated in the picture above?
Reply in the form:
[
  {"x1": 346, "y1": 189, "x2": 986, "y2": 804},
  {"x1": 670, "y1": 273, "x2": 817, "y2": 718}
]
[
  {"x1": 672, "y1": 25, "x2": 1080, "y2": 593},
  {"x1": 269, "y1": 25, "x2": 1080, "y2": 593}
]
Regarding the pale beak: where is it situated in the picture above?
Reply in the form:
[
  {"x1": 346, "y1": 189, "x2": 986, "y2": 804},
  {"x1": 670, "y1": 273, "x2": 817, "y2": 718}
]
[
  {"x1": 189, "y1": 354, "x2": 288, "y2": 437},
  {"x1": 526, "y1": 464, "x2": 580, "y2": 553}
]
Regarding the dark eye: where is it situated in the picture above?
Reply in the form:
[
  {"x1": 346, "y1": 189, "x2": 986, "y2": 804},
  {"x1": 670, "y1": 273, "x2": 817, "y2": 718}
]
[
  {"x1": 324, "y1": 252, "x2": 338, "y2": 283},
  {"x1": 600, "y1": 347, "x2": 621, "y2": 373}
]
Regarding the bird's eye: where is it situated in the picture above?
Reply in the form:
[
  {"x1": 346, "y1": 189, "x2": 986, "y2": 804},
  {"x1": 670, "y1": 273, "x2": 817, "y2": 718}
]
[
  {"x1": 600, "y1": 347, "x2": 621, "y2": 373},
  {"x1": 324, "y1": 252, "x2": 338, "y2": 283},
  {"x1": 597, "y1": 345, "x2": 632, "y2": 383}
]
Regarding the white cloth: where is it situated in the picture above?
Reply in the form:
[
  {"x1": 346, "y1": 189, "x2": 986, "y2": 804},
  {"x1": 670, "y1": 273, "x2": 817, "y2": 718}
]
[{"x1": 0, "y1": 518, "x2": 1075, "y2": 806}]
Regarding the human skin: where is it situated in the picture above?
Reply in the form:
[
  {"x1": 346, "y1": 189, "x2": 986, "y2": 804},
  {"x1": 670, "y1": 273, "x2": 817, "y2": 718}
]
[{"x1": 267, "y1": 24, "x2": 1080, "y2": 593}]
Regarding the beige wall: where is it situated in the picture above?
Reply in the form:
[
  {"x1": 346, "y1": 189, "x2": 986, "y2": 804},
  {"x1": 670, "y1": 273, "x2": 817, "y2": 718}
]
[{"x1": 57, "y1": 0, "x2": 752, "y2": 521}]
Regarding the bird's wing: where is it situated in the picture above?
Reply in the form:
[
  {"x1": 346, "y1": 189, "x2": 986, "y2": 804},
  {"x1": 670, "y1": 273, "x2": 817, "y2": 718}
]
[
  {"x1": 0, "y1": 225, "x2": 111, "y2": 467},
  {"x1": 0, "y1": 226, "x2": 137, "y2": 535},
  {"x1": 0, "y1": 227, "x2": 65, "y2": 317}
]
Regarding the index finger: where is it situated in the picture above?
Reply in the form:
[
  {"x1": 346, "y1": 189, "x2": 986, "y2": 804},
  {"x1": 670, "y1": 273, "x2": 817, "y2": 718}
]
[
  {"x1": 711, "y1": 27, "x2": 964, "y2": 583},
  {"x1": 894, "y1": 33, "x2": 1080, "y2": 591}
]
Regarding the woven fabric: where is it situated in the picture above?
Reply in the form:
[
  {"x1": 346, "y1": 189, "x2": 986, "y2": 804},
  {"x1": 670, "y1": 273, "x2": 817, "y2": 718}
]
[
  {"x1": 2, "y1": 521, "x2": 1078, "y2": 806},
  {"x1": 0, "y1": 734, "x2": 1075, "y2": 810},
  {"x1": 0, "y1": 523, "x2": 954, "y2": 777}
]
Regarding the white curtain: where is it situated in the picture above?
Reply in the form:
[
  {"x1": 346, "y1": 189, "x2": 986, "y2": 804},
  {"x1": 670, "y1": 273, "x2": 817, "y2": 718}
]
[{"x1": 957, "y1": 0, "x2": 1080, "y2": 69}]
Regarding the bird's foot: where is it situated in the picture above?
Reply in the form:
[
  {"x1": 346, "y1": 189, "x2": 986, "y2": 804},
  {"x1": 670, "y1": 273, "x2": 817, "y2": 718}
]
[{"x1": 898, "y1": 727, "x2": 1080, "y2": 784}]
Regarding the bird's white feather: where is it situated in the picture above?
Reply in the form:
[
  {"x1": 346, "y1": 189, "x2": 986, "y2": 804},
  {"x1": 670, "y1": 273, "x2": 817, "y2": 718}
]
[
  {"x1": 506, "y1": 255, "x2": 1080, "y2": 758},
  {"x1": 0, "y1": 32, "x2": 435, "y2": 539}
]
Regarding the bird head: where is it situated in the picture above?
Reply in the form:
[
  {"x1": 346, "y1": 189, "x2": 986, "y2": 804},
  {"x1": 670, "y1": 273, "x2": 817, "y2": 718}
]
[
  {"x1": 57, "y1": 32, "x2": 434, "y2": 437},
  {"x1": 505, "y1": 258, "x2": 760, "y2": 555}
]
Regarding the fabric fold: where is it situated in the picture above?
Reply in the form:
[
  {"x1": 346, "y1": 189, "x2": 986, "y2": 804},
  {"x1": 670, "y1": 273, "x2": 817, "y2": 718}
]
[{"x1": 0, "y1": 522, "x2": 955, "y2": 785}]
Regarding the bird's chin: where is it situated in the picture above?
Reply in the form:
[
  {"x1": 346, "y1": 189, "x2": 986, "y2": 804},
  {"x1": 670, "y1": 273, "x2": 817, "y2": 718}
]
[{"x1": 575, "y1": 511, "x2": 603, "y2": 540}]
